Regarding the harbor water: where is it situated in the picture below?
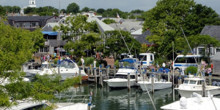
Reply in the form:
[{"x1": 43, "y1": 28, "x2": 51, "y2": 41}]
[{"x1": 66, "y1": 83, "x2": 180, "y2": 110}]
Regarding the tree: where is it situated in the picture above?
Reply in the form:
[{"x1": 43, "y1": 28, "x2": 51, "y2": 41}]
[
  {"x1": 104, "y1": 30, "x2": 141, "y2": 59},
  {"x1": 143, "y1": 0, "x2": 220, "y2": 59},
  {"x1": 0, "y1": 20, "x2": 79, "y2": 107},
  {"x1": 103, "y1": 18, "x2": 116, "y2": 24},
  {"x1": 81, "y1": 7, "x2": 90, "y2": 12},
  {"x1": 97, "y1": 8, "x2": 105, "y2": 14},
  {"x1": 66, "y1": 2, "x2": 80, "y2": 14},
  {"x1": 0, "y1": 5, "x2": 6, "y2": 16}
]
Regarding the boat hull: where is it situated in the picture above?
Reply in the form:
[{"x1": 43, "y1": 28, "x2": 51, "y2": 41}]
[
  {"x1": 138, "y1": 81, "x2": 172, "y2": 91},
  {"x1": 105, "y1": 78, "x2": 137, "y2": 88}
]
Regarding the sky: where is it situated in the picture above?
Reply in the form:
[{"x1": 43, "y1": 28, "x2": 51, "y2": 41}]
[{"x1": 0, "y1": 0, "x2": 220, "y2": 14}]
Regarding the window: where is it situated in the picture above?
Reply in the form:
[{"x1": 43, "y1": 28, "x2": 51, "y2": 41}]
[
  {"x1": 216, "y1": 48, "x2": 220, "y2": 53},
  {"x1": 197, "y1": 81, "x2": 202, "y2": 85},
  {"x1": 150, "y1": 55, "x2": 153, "y2": 61},
  {"x1": 198, "y1": 48, "x2": 205, "y2": 55},
  {"x1": 139, "y1": 55, "x2": 147, "y2": 61},
  {"x1": 31, "y1": 22, "x2": 36, "y2": 27},
  {"x1": 183, "y1": 80, "x2": 189, "y2": 84},
  {"x1": 189, "y1": 80, "x2": 197, "y2": 84},
  {"x1": 187, "y1": 58, "x2": 196, "y2": 63},
  {"x1": 175, "y1": 58, "x2": 186, "y2": 63}
]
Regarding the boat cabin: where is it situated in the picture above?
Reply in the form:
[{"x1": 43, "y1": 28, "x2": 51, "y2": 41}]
[{"x1": 183, "y1": 78, "x2": 204, "y2": 85}]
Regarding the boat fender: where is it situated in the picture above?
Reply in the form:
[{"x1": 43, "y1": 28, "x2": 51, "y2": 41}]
[{"x1": 180, "y1": 97, "x2": 187, "y2": 109}]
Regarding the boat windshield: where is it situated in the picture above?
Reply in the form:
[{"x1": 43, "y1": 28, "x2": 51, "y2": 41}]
[
  {"x1": 60, "y1": 61, "x2": 76, "y2": 68},
  {"x1": 22, "y1": 104, "x2": 47, "y2": 110},
  {"x1": 115, "y1": 74, "x2": 135, "y2": 79},
  {"x1": 189, "y1": 80, "x2": 197, "y2": 84},
  {"x1": 183, "y1": 80, "x2": 189, "y2": 84}
]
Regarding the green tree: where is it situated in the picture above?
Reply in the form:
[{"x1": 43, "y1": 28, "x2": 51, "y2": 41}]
[
  {"x1": 81, "y1": 7, "x2": 90, "y2": 12},
  {"x1": 0, "y1": 5, "x2": 6, "y2": 16},
  {"x1": 97, "y1": 8, "x2": 105, "y2": 14},
  {"x1": 0, "y1": 20, "x2": 79, "y2": 107},
  {"x1": 143, "y1": 0, "x2": 220, "y2": 59},
  {"x1": 24, "y1": 7, "x2": 37, "y2": 14},
  {"x1": 104, "y1": 30, "x2": 141, "y2": 59},
  {"x1": 103, "y1": 18, "x2": 116, "y2": 24},
  {"x1": 66, "y1": 2, "x2": 80, "y2": 14}
]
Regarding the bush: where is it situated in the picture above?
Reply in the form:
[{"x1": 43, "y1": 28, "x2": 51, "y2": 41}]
[
  {"x1": 185, "y1": 66, "x2": 198, "y2": 75},
  {"x1": 84, "y1": 57, "x2": 95, "y2": 66},
  {"x1": 114, "y1": 60, "x2": 119, "y2": 68}
]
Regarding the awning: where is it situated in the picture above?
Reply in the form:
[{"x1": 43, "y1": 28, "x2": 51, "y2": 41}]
[{"x1": 42, "y1": 31, "x2": 58, "y2": 36}]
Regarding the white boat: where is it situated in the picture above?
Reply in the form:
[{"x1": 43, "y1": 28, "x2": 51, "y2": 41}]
[
  {"x1": 161, "y1": 92, "x2": 220, "y2": 110},
  {"x1": 1, "y1": 101, "x2": 92, "y2": 110},
  {"x1": 175, "y1": 76, "x2": 220, "y2": 98},
  {"x1": 138, "y1": 78, "x2": 172, "y2": 91},
  {"x1": 104, "y1": 58, "x2": 141, "y2": 88},
  {"x1": 24, "y1": 59, "x2": 88, "y2": 80}
]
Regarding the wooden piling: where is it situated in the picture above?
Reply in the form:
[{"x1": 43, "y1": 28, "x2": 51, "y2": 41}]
[
  {"x1": 100, "y1": 70, "x2": 103, "y2": 87},
  {"x1": 79, "y1": 68, "x2": 82, "y2": 84},
  {"x1": 88, "y1": 67, "x2": 90, "y2": 75},
  {"x1": 107, "y1": 65, "x2": 109, "y2": 79},
  {"x1": 94, "y1": 67, "x2": 97, "y2": 83},
  {"x1": 151, "y1": 74, "x2": 154, "y2": 93},
  {"x1": 135, "y1": 70, "x2": 138, "y2": 83},
  {"x1": 202, "y1": 80, "x2": 206, "y2": 97},
  {"x1": 127, "y1": 73, "x2": 131, "y2": 91},
  {"x1": 209, "y1": 73, "x2": 212, "y2": 86},
  {"x1": 114, "y1": 65, "x2": 116, "y2": 76},
  {"x1": 168, "y1": 71, "x2": 170, "y2": 82}
]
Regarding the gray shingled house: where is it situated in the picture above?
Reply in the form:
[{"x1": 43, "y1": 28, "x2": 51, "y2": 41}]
[{"x1": 211, "y1": 52, "x2": 220, "y2": 75}]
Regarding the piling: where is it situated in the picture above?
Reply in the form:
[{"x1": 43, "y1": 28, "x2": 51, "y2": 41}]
[
  {"x1": 79, "y1": 68, "x2": 82, "y2": 84},
  {"x1": 202, "y1": 80, "x2": 206, "y2": 97},
  {"x1": 106, "y1": 65, "x2": 109, "y2": 79},
  {"x1": 151, "y1": 74, "x2": 154, "y2": 93},
  {"x1": 127, "y1": 73, "x2": 131, "y2": 91},
  {"x1": 94, "y1": 67, "x2": 97, "y2": 83},
  {"x1": 100, "y1": 69, "x2": 103, "y2": 87},
  {"x1": 88, "y1": 67, "x2": 90, "y2": 75},
  {"x1": 209, "y1": 73, "x2": 212, "y2": 86},
  {"x1": 91, "y1": 64, "x2": 93, "y2": 75},
  {"x1": 135, "y1": 70, "x2": 138, "y2": 83},
  {"x1": 114, "y1": 66, "x2": 116, "y2": 76},
  {"x1": 168, "y1": 71, "x2": 170, "y2": 82}
]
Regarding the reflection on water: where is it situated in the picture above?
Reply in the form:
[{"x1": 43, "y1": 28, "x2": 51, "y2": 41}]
[{"x1": 61, "y1": 83, "x2": 180, "y2": 110}]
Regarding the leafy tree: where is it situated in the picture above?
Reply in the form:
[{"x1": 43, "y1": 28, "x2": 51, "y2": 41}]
[
  {"x1": 130, "y1": 9, "x2": 144, "y2": 14},
  {"x1": 104, "y1": 30, "x2": 141, "y2": 59},
  {"x1": 60, "y1": 9, "x2": 66, "y2": 13},
  {"x1": 0, "y1": 20, "x2": 79, "y2": 107},
  {"x1": 81, "y1": 7, "x2": 90, "y2": 12},
  {"x1": 0, "y1": 5, "x2": 6, "y2": 16},
  {"x1": 97, "y1": 8, "x2": 105, "y2": 14},
  {"x1": 102, "y1": 8, "x2": 129, "y2": 19},
  {"x1": 66, "y1": 2, "x2": 80, "y2": 14},
  {"x1": 103, "y1": 18, "x2": 116, "y2": 24},
  {"x1": 143, "y1": 0, "x2": 220, "y2": 60},
  {"x1": 24, "y1": 7, "x2": 37, "y2": 14}
]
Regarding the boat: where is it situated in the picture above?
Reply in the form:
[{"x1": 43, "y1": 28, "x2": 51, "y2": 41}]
[
  {"x1": 175, "y1": 76, "x2": 220, "y2": 98},
  {"x1": 24, "y1": 59, "x2": 88, "y2": 80},
  {"x1": 138, "y1": 77, "x2": 172, "y2": 91},
  {"x1": 104, "y1": 58, "x2": 141, "y2": 88},
  {"x1": 161, "y1": 92, "x2": 220, "y2": 110},
  {"x1": 1, "y1": 101, "x2": 92, "y2": 110}
]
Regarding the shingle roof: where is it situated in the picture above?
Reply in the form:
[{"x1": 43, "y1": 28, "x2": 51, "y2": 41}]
[
  {"x1": 109, "y1": 19, "x2": 143, "y2": 32},
  {"x1": 133, "y1": 30, "x2": 151, "y2": 44},
  {"x1": 7, "y1": 16, "x2": 52, "y2": 22},
  {"x1": 200, "y1": 25, "x2": 220, "y2": 41}
]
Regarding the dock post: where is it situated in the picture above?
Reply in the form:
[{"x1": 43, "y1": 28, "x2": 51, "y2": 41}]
[
  {"x1": 79, "y1": 68, "x2": 82, "y2": 84},
  {"x1": 127, "y1": 73, "x2": 131, "y2": 91},
  {"x1": 151, "y1": 74, "x2": 154, "y2": 93},
  {"x1": 202, "y1": 80, "x2": 206, "y2": 97},
  {"x1": 135, "y1": 70, "x2": 138, "y2": 83},
  {"x1": 91, "y1": 64, "x2": 93, "y2": 75},
  {"x1": 88, "y1": 67, "x2": 90, "y2": 75},
  {"x1": 209, "y1": 73, "x2": 212, "y2": 86},
  {"x1": 168, "y1": 70, "x2": 170, "y2": 82},
  {"x1": 107, "y1": 65, "x2": 109, "y2": 79},
  {"x1": 100, "y1": 69, "x2": 103, "y2": 87},
  {"x1": 114, "y1": 65, "x2": 116, "y2": 76},
  {"x1": 94, "y1": 67, "x2": 97, "y2": 83}
]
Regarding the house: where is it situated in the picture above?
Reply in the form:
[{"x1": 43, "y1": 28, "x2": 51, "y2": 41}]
[
  {"x1": 211, "y1": 52, "x2": 220, "y2": 75},
  {"x1": 7, "y1": 16, "x2": 60, "y2": 31},
  {"x1": 194, "y1": 25, "x2": 220, "y2": 56}
]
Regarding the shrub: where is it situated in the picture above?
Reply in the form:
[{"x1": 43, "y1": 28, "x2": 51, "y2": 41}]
[
  {"x1": 114, "y1": 60, "x2": 119, "y2": 68},
  {"x1": 84, "y1": 57, "x2": 95, "y2": 66},
  {"x1": 185, "y1": 66, "x2": 198, "y2": 75}
]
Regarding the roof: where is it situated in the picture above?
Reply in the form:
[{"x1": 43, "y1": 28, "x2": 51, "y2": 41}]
[
  {"x1": 109, "y1": 19, "x2": 143, "y2": 32},
  {"x1": 131, "y1": 28, "x2": 143, "y2": 35},
  {"x1": 95, "y1": 18, "x2": 114, "y2": 33},
  {"x1": 42, "y1": 22, "x2": 59, "y2": 31},
  {"x1": 211, "y1": 52, "x2": 220, "y2": 61},
  {"x1": 200, "y1": 25, "x2": 220, "y2": 41},
  {"x1": 133, "y1": 30, "x2": 151, "y2": 44},
  {"x1": 7, "y1": 16, "x2": 53, "y2": 22}
]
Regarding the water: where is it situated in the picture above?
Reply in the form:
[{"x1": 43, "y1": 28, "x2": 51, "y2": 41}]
[{"x1": 60, "y1": 83, "x2": 180, "y2": 110}]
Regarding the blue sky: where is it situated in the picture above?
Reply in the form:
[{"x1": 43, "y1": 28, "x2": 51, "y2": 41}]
[{"x1": 0, "y1": 0, "x2": 220, "y2": 14}]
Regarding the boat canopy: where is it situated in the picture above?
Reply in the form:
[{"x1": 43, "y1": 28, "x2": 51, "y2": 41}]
[{"x1": 119, "y1": 58, "x2": 137, "y2": 63}]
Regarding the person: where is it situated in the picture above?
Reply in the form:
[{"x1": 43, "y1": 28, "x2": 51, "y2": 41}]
[{"x1": 81, "y1": 56, "x2": 85, "y2": 66}]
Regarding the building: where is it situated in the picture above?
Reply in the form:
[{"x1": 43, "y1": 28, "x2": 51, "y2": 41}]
[
  {"x1": 28, "y1": 0, "x2": 36, "y2": 8},
  {"x1": 194, "y1": 25, "x2": 220, "y2": 56},
  {"x1": 7, "y1": 16, "x2": 59, "y2": 31},
  {"x1": 211, "y1": 52, "x2": 220, "y2": 75}
]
